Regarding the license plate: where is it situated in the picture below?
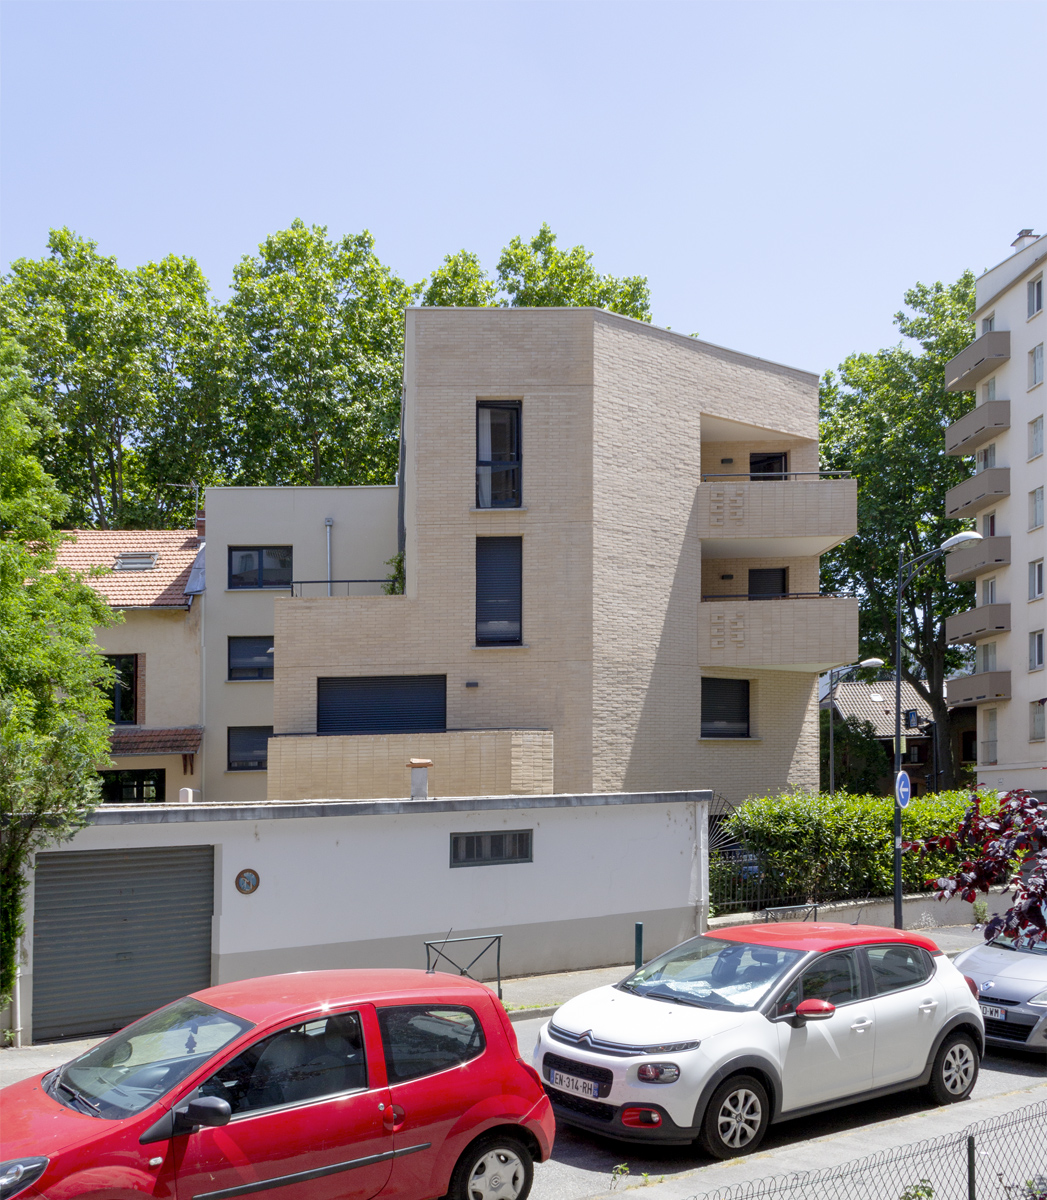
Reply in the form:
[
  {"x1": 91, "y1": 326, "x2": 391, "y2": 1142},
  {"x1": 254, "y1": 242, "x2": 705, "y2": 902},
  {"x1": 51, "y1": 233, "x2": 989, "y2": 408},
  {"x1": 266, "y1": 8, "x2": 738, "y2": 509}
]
[
  {"x1": 981, "y1": 1004, "x2": 1007, "y2": 1021},
  {"x1": 550, "y1": 1070, "x2": 599, "y2": 1098}
]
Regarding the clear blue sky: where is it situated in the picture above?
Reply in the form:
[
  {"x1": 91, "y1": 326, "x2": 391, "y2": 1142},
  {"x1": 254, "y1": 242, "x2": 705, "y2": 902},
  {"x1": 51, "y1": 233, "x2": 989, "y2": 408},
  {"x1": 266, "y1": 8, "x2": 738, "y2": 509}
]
[{"x1": 2, "y1": 0, "x2": 1044, "y2": 376}]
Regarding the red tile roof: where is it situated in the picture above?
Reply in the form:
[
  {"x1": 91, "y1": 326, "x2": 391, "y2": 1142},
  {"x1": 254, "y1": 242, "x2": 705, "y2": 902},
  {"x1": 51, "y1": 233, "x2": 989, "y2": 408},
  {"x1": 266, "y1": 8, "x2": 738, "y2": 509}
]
[
  {"x1": 55, "y1": 529, "x2": 201, "y2": 608},
  {"x1": 824, "y1": 680, "x2": 933, "y2": 738},
  {"x1": 110, "y1": 727, "x2": 204, "y2": 756}
]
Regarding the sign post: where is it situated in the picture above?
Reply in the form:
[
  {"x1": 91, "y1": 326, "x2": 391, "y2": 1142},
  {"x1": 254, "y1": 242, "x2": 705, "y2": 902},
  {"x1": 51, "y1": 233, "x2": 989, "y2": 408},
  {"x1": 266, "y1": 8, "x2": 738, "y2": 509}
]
[
  {"x1": 893, "y1": 770, "x2": 911, "y2": 930},
  {"x1": 895, "y1": 770, "x2": 911, "y2": 810}
]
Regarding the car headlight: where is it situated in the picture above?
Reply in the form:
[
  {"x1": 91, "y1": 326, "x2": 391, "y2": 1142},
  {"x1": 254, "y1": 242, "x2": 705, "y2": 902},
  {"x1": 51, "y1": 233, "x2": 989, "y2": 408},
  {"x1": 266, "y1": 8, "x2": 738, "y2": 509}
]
[
  {"x1": 637, "y1": 1062, "x2": 680, "y2": 1083},
  {"x1": 0, "y1": 1159, "x2": 49, "y2": 1200},
  {"x1": 641, "y1": 1040, "x2": 699, "y2": 1053},
  {"x1": 1028, "y1": 989, "x2": 1047, "y2": 1008}
]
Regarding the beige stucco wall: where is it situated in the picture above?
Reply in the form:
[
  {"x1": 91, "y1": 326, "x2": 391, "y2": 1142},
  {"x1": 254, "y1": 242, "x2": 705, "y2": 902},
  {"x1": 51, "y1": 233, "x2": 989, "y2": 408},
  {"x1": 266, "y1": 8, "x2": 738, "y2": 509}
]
[{"x1": 95, "y1": 606, "x2": 201, "y2": 730}]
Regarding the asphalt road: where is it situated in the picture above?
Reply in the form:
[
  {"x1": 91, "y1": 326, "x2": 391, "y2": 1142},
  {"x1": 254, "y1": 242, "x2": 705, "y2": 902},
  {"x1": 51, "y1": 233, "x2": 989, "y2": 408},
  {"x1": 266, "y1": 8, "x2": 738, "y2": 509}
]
[{"x1": 514, "y1": 1015, "x2": 1047, "y2": 1200}]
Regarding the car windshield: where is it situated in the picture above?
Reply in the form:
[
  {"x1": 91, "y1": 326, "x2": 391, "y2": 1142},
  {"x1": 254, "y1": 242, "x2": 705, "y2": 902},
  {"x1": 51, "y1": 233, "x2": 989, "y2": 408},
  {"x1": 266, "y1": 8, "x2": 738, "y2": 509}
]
[
  {"x1": 990, "y1": 935, "x2": 1047, "y2": 956},
  {"x1": 53, "y1": 997, "x2": 253, "y2": 1120},
  {"x1": 618, "y1": 935, "x2": 803, "y2": 1010}
]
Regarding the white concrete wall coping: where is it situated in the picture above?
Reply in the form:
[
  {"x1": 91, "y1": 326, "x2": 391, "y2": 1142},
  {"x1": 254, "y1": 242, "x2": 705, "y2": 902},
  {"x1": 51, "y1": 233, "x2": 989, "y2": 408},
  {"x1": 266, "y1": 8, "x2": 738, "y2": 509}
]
[{"x1": 87, "y1": 789, "x2": 714, "y2": 825}]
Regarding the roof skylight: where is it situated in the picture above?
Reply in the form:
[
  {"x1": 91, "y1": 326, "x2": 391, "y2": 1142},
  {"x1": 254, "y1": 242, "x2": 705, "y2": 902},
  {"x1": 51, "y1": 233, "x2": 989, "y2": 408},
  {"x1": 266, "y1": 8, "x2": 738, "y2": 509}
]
[{"x1": 113, "y1": 551, "x2": 159, "y2": 571}]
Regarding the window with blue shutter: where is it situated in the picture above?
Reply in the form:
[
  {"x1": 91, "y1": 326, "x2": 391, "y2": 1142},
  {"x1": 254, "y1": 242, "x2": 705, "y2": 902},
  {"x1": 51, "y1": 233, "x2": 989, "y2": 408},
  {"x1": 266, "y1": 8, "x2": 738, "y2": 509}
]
[{"x1": 476, "y1": 537, "x2": 522, "y2": 645}]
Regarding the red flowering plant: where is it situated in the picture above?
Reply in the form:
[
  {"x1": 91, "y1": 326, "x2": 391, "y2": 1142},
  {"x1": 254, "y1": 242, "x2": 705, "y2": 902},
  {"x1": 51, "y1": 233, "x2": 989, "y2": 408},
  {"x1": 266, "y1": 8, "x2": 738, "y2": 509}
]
[{"x1": 905, "y1": 789, "x2": 1046, "y2": 945}]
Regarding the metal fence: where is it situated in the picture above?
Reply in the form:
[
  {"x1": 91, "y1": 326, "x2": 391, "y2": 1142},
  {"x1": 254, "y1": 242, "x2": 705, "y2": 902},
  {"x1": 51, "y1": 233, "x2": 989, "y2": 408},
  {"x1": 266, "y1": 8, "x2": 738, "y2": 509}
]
[
  {"x1": 709, "y1": 848, "x2": 808, "y2": 915},
  {"x1": 690, "y1": 1099, "x2": 1047, "y2": 1200}
]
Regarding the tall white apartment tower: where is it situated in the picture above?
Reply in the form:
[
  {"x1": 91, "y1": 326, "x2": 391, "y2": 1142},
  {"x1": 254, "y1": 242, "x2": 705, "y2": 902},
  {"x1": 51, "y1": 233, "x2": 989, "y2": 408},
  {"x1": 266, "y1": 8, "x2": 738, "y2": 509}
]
[{"x1": 942, "y1": 230, "x2": 1046, "y2": 798}]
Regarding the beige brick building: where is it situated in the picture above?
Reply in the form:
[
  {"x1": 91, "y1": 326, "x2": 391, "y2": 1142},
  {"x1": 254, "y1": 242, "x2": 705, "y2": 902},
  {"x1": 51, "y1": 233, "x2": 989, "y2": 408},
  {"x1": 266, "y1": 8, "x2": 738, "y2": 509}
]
[{"x1": 267, "y1": 307, "x2": 858, "y2": 804}]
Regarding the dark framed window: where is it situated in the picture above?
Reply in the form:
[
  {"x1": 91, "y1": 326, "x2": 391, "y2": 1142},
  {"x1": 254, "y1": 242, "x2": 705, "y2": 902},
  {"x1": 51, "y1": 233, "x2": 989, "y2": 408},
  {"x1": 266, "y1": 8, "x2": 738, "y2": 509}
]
[
  {"x1": 865, "y1": 945, "x2": 932, "y2": 996},
  {"x1": 104, "y1": 655, "x2": 137, "y2": 724},
  {"x1": 476, "y1": 402, "x2": 521, "y2": 508},
  {"x1": 960, "y1": 729, "x2": 977, "y2": 763},
  {"x1": 228, "y1": 726, "x2": 273, "y2": 771},
  {"x1": 229, "y1": 636, "x2": 275, "y2": 680},
  {"x1": 749, "y1": 452, "x2": 787, "y2": 480},
  {"x1": 476, "y1": 536, "x2": 522, "y2": 645},
  {"x1": 748, "y1": 568, "x2": 787, "y2": 599},
  {"x1": 317, "y1": 676, "x2": 447, "y2": 734},
  {"x1": 99, "y1": 768, "x2": 165, "y2": 804},
  {"x1": 701, "y1": 678, "x2": 750, "y2": 739},
  {"x1": 451, "y1": 829, "x2": 532, "y2": 867},
  {"x1": 228, "y1": 547, "x2": 293, "y2": 589},
  {"x1": 377, "y1": 1005, "x2": 485, "y2": 1083}
]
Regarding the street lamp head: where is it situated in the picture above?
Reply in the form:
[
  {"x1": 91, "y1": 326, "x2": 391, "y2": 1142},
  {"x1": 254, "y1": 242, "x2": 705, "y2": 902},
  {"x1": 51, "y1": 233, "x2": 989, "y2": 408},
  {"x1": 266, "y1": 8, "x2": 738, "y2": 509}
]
[
  {"x1": 859, "y1": 657, "x2": 885, "y2": 668},
  {"x1": 939, "y1": 531, "x2": 983, "y2": 552}
]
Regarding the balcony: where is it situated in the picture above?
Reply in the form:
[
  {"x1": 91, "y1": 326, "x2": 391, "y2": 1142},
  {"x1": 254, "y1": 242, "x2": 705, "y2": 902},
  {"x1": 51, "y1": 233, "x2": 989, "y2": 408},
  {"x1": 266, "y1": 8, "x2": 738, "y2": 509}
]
[
  {"x1": 944, "y1": 330, "x2": 1010, "y2": 393},
  {"x1": 945, "y1": 671, "x2": 1011, "y2": 707},
  {"x1": 944, "y1": 468, "x2": 1010, "y2": 519},
  {"x1": 697, "y1": 476, "x2": 857, "y2": 558},
  {"x1": 266, "y1": 728, "x2": 553, "y2": 803},
  {"x1": 698, "y1": 595, "x2": 858, "y2": 672},
  {"x1": 946, "y1": 536, "x2": 1010, "y2": 582},
  {"x1": 946, "y1": 603, "x2": 1011, "y2": 644},
  {"x1": 944, "y1": 400, "x2": 1011, "y2": 456}
]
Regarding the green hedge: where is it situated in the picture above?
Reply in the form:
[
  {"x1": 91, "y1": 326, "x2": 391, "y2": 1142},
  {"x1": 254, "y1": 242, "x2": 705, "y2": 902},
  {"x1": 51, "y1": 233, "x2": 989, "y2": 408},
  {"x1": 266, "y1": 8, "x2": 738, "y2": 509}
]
[{"x1": 722, "y1": 789, "x2": 980, "y2": 904}]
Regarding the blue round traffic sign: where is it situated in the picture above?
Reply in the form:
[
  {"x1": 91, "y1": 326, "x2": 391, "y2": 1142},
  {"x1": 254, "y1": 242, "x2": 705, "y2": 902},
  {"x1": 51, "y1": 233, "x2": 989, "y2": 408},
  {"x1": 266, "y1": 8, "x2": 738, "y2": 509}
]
[{"x1": 895, "y1": 770, "x2": 911, "y2": 809}]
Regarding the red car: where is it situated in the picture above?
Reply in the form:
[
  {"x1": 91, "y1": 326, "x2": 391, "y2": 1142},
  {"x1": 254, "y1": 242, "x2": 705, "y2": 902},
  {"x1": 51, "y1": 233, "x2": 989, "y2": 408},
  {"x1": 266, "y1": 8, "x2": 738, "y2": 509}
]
[{"x1": 0, "y1": 969, "x2": 554, "y2": 1200}]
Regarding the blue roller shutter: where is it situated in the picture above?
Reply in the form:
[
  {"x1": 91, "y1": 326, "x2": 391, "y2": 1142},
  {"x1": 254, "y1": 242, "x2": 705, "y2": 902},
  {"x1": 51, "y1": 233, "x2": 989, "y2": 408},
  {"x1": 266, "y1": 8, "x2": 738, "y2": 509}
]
[
  {"x1": 476, "y1": 536, "x2": 522, "y2": 645},
  {"x1": 701, "y1": 678, "x2": 750, "y2": 738},
  {"x1": 317, "y1": 675, "x2": 447, "y2": 734}
]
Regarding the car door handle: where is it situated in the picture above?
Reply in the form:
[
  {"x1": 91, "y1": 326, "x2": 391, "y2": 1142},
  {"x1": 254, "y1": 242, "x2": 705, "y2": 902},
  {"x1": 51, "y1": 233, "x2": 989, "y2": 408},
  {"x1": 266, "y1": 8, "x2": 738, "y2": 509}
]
[
  {"x1": 850, "y1": 1017, "x2": 873, "y2": 1031},
  {"x1": 918, "y1": 999, "x2": 939, "y2": 1013}
]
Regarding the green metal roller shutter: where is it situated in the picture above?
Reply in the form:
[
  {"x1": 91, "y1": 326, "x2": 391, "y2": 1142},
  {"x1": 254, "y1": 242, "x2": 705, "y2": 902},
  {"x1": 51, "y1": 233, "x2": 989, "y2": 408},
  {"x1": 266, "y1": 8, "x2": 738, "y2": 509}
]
[{"x1": 32, "y1": 845, "x2": 214, "y2": 1040}]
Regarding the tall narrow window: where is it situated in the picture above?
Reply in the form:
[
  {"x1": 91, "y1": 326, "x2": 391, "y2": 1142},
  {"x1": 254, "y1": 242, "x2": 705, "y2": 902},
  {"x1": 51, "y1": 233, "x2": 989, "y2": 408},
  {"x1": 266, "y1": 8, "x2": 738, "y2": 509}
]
[
  {"x1": 982, "y1": 577, "x2": 996, "y2": 606},
  {"x1": 982, "y1": 377, "x2": 996, "y2": 404},
  {"x1": 1029, "y1": 276, "x2": 1044, "y2": 319},
  {"x1": 1030, "y1": 415, "x2": 1044, "y2": 459},
  {"x1": 1031, "y1": 630, "x2": 1045, "y2": 671},
  {"x1": 983, "y1": 708, "x2": 997, "y2": 765},
  {"x1": 1032, "y1": 702, "x2": 1046, "y2": 742},
  {"x1": 978, "y1": 642, "x2": 997, "y2": 673},
  {"x1": 982, "y1": 314, "x2": 995, "y2": 334},
  {"x1": 1031, "y1": 487, "x2": 1045, "y2": 530},
  {"x1": 701, "y1": 678, "x2": 750, "y2": 738},
  {"x1": 976, "y1": 443, "x2": 996, "y2": 473},
  {"x1": 476, "y1": 403, "x2": 521, "y2": 508},
  {"x1": 1031, "y1": 560, "x2": 1045, "y2": 600},
  {"x1": 105, "y1": 655, "x2": 137, "y2": 724},
  {"x1": 1031, "y1": 344, "x2": 1044, "y2": 389},
  {"x1": 476, "y1": 537, "x2": 522, "y2": 645},
  {"x1": 983, "y1": 511, "x2": 996, "y2": 537}
]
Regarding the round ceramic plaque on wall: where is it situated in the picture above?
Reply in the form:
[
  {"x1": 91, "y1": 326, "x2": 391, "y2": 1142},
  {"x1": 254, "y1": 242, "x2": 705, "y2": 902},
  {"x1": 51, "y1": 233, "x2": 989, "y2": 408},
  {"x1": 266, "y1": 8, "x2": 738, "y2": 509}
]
[{"x1": 235, "y1": 868, "x2": 260, "y2": 895}]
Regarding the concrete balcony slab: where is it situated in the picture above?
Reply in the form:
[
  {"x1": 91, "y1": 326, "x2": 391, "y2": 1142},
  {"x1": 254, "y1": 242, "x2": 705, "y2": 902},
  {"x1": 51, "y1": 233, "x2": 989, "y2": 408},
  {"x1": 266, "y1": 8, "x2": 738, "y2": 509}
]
[
  {"x1": 944, "y1": 330, "x2": 1010, "y2": 393},
  {"x1": 946, "y1": 603, "x2": 1011, "y2": 644},
  {"x1": 697, "y1": 478, "x2": 857, "y2": 559},
  {"x1": 946, "y1": 536, "x2": 1010, "y2": 582},
  {"x1": 946, "y1": 671, "x2": 1011, "y2": 707},
  {"x1": 698, "y1": 596, "x2": 858, "y2": 672},
  {"x1": 944, "y1": 468, "x2": 1010, "y2": 519},
  {"x1": 945, "y1": 400, "x2": 1011, "y2": 456}
]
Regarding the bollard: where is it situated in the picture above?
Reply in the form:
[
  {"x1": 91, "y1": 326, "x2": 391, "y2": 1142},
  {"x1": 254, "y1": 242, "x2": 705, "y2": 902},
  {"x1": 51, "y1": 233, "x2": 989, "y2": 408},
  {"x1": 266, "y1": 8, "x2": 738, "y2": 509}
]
[
  {"x1": 635, "y1": 922, "x2": 644, "y2": 970},
  {"x1": 967, "y1": 1134, "x2": 976, "y2": 1200}
]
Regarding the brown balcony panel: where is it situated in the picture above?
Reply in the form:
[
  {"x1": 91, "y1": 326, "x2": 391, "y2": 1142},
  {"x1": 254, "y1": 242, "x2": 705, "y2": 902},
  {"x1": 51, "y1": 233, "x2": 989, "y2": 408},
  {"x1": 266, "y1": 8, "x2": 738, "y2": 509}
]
[
  {"x1": 945, "y1": 400, "x2": 1011, "y2": 456},
  {"x1": 698, "y1": 596, "x2": 858, "y2": 671},
  {"x1": 944, "y1": 468, "x2": 1010, "y2": 519},
  {"x1": 946, "y1": 536, "x2": 1010, "y2": 582},
  {"x1": 945, "y1": 671, "x2": 1011, "y2": 707},
  {"x1": 697, "y1": 478, "x2": 857, "y2": 558},
  {"x1": 944, "y1": 330, "x2": 1010, "y2": 393},
  {"x1": 946, "y1": 603, "x2": 1011, "y2": 644}
]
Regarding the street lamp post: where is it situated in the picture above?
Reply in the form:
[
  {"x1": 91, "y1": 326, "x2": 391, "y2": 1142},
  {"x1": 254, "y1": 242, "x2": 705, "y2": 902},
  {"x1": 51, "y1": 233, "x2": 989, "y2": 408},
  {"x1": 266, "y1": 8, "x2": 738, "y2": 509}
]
[
  {"x1": 892, "y1": 530, "x2": 983, "y2": 928},
  {"x1": 827, "y1": 657, "x2": 885, "y2": 797}
]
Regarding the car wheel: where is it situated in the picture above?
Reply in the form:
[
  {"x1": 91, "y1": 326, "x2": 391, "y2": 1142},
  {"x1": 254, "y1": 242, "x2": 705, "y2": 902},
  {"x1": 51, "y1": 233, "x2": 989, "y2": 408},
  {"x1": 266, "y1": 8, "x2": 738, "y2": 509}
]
[
  {"x1": 448, "y1": 1133, "x2": 534, "y2": 1200},
  {"x1": 925, "y1": 1032, "x2": 979, "y2": 1104},
  {"x1": 699, "y1": 1074, "x2": 770, "y2": 1159}
]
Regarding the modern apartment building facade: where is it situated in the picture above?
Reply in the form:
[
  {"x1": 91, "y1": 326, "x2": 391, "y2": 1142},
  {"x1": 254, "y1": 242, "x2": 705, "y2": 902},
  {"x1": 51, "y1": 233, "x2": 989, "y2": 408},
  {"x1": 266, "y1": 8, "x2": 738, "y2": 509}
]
[{"x1": 943, "y1": 230, "x2": 1046, "y2": 797}]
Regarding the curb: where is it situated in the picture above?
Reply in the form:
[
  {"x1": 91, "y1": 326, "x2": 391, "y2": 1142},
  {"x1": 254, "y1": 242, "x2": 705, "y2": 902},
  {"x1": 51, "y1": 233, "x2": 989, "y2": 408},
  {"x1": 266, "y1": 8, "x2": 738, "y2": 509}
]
[{"x1": 507, "y1": 1005, "x2": 558, "y2": 1024}]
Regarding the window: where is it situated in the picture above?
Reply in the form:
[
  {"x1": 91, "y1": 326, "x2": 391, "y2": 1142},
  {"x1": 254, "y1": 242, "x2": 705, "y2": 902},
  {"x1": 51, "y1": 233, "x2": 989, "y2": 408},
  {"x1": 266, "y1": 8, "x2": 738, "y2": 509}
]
[
  {"x1": 776, "y1": 951, "x2": 861, "y2": 1015},
  {"x1": 960, "y1": 729, "x2": 977, "y2": 763},
  {"x1": 228, "y1": 726, "x2": 273, "y2": 771},
  {"x1": 982, "y1": 577, "x2": 997, "y2": 605},
  {"x1": 476, "y1": 402, "x2": 521, "y2": 508},
  {"x1": 866, "y1": 945, "x2": 932, "y2": 995},
  {"x1": 1031, "y1": 415, "x2": 1044, "y2": 459},
  {"x1": 749, "y1": 452, "x2": 787, "y2": 480},
  {"x1": 476, "y1": 536, "x2": 522, "y2": 645},
  {"x1": 228, "y1": 546, "x2": 293, "y2": 589},
  {"x1": 99, "y1": 768, "x2": 165, "y2": 804},
  {"x1": 983, "y1": 511, "x2": 996, "y2": 537},
  {"x1": 113, "y1": 551, "x2": 158, "y2": 571},
  {"x1": 1031, "y1": 344, "x2": 1045, "y2": 389},
  {"x1": 976, "y1": 443, "x2": 996, "y2": 473},
  {"x1": 908, "y1": 742, "x2": 922, "y2": 764},
  {"x1": 197, "y1": 1012, "x2": 366, "y2": 1115},
  {"x1": 701, "y1": 677, "x2": 750, "y2": 738},
  {"x1": 229, "y1": 636, "x2": 274, "y2": 680},
  {"x1": 1030, "y1": 276, "x2": 1044, "y2": 319},
  {"x1": 904, "y1": 709, "x2": 920, "y2": 728},
  {"x1": 748, "y1": 567, "x2": 787, "y2": 598},
  {"x1": 983, "y1": 377, "x2": 996, "y2": 404},
  {"x1": 1031, "y1": 560, "x2": 1045, "y2": 601},
  {"x1": 978, "y1": 642, "x2": 997, "y2": 673},
  {"x1": 982, "y1": 314, "x2": 995, "y2": 333},
  {"x1": 1031, "y1": 701, "x2": 1046, "y2": 742},
  {"x1": 317, "y1": 676, "x2": 447, "y2": 734},
  {"x1": 377, "y1": 1006, "x2": 484, "y2": 1083},
  {"x1": 1032, "y1": 487, "x2": 1045, "y2": 530},
  {"x1": 983, "y1": 708, "x2": 997, "y2": 766},
  {"x1": 1031, "y1": 630, "x2": 1045, "y2": 671},
  {"x1": 451, "y1": 830, "x2": 532, "y2": 867},
  {"x1": 104, "y1": 654, "x2": 137, "y2": 724}
]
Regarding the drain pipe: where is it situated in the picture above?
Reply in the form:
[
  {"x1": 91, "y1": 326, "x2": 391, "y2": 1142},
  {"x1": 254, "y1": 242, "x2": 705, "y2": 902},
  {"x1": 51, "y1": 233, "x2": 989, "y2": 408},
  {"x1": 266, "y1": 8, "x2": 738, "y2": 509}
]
[
  {"x1": 11, "y1": 948, "x2": 23, "y2": 1048},
  {"x1": 325, "y1": 518, "x2": 333, "y2": 597}
]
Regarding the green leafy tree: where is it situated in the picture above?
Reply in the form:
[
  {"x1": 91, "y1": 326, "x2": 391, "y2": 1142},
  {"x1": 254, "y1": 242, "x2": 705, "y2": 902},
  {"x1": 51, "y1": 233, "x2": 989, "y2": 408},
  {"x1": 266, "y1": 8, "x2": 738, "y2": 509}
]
[
  {"x1": 419, "y1": 250, "x2": 498, "y2": 308},
  {"x1": 224, "y1": 220, "x2": 413, "y2": 487},
  {"x1": 0, "y1": 229, "x2": 225, "y2": 529},
  {"x1": 0, "y1": 339, "x2": 115, "y2": 1007},
  {"x1": 819, "y1": 708, "x2": 890, "y2": 794},
  {"x1": 820, "y1": 274, "x2": 978, "y2": 787}
]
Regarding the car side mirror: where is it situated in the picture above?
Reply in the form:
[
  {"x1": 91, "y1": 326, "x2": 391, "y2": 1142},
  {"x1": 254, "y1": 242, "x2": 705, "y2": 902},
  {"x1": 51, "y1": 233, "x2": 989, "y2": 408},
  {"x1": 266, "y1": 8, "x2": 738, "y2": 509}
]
[
  {"x1": 794, "y1": 998, "x2": 835, "y2": 1025},
  {"x1": 174, "y1": 1096, "x2": 232, "y2": 1134}
]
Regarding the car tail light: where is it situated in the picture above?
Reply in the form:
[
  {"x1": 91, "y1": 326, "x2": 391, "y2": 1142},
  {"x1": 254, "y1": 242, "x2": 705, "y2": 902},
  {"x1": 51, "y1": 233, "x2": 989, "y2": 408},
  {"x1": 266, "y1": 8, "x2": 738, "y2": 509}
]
[
  {"x1": 637, "y1": 1063, "x2": 679, "y2": 1083},
  {"x1": 621, "y1": 1106, "x2": 662, "y2": 1127},
  {"x1": 964, "y1": 975, "x2": 979, "y2": 998}
]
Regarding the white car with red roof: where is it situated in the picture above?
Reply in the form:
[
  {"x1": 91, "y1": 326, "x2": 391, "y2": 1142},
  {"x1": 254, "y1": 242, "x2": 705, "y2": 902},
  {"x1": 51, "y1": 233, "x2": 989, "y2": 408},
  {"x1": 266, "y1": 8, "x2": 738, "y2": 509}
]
[{"x1": 534, "y1": 922, "x2": 984, "y2": 1158}]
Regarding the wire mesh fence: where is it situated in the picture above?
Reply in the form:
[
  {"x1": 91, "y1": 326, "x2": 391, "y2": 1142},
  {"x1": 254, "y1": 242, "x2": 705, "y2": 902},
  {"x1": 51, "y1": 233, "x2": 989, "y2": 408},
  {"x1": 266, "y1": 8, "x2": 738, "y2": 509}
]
[{"x1": 690, "y1": 1099, "x2": 1047, "y2": 1200}]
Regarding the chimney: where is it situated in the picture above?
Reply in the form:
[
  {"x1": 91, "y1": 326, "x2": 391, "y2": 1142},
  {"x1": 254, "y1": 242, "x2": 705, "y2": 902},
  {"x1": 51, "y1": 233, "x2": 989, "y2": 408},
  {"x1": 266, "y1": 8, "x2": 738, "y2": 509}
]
[
  {"x1": 1011, "y1": 229, "x2": 1038, "y2": 254},
  {"x1": 195, "y1": 508, "x2": 206, "y2": 538},
  {"x1": 408, "y1": 758, "x2": 433, "y2": 800}
]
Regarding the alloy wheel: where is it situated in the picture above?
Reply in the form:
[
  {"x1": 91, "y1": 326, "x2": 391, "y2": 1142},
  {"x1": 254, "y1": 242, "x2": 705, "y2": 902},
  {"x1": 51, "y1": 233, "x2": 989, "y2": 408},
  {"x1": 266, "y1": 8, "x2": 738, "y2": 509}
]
[
  {"x1": 942, "y1": 1042, "x2": 976, "y2": 1094},
  {"x1": 716, "y1": 1087, "x2": 764, "y2": 1149}
]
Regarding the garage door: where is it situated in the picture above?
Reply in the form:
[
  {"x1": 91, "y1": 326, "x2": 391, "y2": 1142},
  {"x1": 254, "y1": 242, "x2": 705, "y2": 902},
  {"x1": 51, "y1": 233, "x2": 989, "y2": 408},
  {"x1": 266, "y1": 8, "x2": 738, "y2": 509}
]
[
  {"x1": 32, "y1": 845, "x2": 214, "y2": 1041},
  {"x1": 317, "y1": 675, "x2": 447, "y2": 734}
]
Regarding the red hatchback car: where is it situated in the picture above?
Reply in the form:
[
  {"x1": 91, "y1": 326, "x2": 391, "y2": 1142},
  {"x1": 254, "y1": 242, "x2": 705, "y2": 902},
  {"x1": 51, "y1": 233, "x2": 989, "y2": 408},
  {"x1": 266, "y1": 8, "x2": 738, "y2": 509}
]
[{"x1": 0, "y1": 969, "x2": 554, "y2": 1200}]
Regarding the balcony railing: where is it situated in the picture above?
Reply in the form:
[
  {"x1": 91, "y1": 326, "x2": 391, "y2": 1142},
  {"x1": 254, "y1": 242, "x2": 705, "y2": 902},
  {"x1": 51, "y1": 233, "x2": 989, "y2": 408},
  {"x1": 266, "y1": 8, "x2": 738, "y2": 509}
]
[
  {"x1": 698, "y1": 595, "x2": 857, "y2": 671},
  {"x1": 944, "y1": 467, "x2": 1010, "y2": 519},
  {"x1": 700, "y1": 592, "x2": 843, "y2": 601},
  {"x1": 700, "y1": 470, "x2": 852, "y2": 481},
  {"x1": 945, "y1": 670, "x2": 1011, "y2": 707},
  {"x1": 944, "y1": 400, "x2": 1010, "y2": 456},
  {"x1": 290, "y1": 578, "x2": 389, "y2": 598},
  {"x1": 981, "y1": 740, "x2": 998, "y2": 765},
  {"x1": 944, "y1": 330, "x2": 1010, "y2": 393},
  {"x1": 946, "y1": 536, "x2": 1010, "y2": 582},
  {"x1": 945, "y1": 603, "x2": 1011, "y2": 644}
]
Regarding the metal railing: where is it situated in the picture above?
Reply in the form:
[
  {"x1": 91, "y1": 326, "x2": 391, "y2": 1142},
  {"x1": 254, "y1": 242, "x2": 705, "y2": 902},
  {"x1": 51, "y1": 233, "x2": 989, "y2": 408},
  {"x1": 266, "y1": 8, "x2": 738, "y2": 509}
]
[
  {"x1": 710, "y1": 849, "x2": 807, "y2": 915},
  {"x1": 425, "y1": 933, "x2": 503, "y2": 999},
  {"x1": 290, "y1": 579, "x2": 389, "y2": 598},
  {"x1": 700, "y1": 470, "x2": 852, "y2": 481},
  {"x1": 701, "y1": 592, "x2": 850, "y2": 601}
]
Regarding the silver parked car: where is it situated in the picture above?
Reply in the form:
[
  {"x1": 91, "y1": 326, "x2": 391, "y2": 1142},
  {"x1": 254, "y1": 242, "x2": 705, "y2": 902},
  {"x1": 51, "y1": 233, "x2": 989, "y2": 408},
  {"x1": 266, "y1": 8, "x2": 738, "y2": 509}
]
[{"x1": 954, "y1": 936, "x2": 1047, "y2": 1053}]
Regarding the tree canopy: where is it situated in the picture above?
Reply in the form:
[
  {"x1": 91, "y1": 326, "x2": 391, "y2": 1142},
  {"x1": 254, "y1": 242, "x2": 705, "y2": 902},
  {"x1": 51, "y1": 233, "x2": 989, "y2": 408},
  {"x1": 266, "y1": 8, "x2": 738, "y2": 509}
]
[{"x1": 820, "y1": 273, "x2": 978, "y2": 787}]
